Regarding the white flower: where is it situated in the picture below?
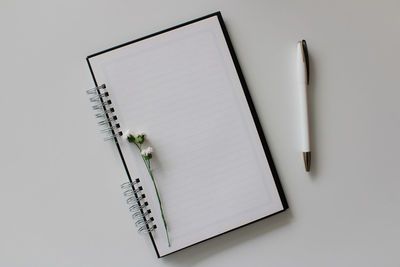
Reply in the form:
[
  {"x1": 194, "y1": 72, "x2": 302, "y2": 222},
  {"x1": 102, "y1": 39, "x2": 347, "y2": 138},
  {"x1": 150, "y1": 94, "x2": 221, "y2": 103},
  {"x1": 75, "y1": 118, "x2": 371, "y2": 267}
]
[
  {"x1": 141, "y1": 146, "x2": 154, "y2": 156},
  {"x1": 136, "y1": 131, "x2": 146, "y2": 137},
  {"x1": 122, "y1": 129, "x2": 132, "y2": 140}
]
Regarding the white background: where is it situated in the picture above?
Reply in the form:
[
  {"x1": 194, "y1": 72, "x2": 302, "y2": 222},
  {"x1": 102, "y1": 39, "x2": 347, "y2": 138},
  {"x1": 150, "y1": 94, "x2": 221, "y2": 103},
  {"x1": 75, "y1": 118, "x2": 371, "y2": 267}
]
[{"x1": 1, "y1": 0, "x2": 399, "y2": 266}]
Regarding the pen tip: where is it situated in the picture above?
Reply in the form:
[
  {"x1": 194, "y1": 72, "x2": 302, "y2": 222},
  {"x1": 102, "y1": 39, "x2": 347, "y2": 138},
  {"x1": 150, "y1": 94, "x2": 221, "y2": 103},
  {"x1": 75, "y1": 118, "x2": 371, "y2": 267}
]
[{"x1": 303, "y1": 152, "x2": 311, "y2": 172}]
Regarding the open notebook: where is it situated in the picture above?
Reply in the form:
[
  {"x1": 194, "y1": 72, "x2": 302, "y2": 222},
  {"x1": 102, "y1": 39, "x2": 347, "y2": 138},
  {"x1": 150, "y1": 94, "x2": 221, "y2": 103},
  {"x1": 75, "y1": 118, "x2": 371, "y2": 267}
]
[{"x1": 86, "y1": 12, "x2": 288, "y2": 257}]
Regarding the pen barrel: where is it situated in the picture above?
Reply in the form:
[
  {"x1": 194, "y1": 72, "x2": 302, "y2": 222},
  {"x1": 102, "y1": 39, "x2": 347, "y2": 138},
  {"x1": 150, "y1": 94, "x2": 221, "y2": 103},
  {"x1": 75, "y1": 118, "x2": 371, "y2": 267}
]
[{"x1": 299, "y1": 83, "x2": 310, "y2": 152}]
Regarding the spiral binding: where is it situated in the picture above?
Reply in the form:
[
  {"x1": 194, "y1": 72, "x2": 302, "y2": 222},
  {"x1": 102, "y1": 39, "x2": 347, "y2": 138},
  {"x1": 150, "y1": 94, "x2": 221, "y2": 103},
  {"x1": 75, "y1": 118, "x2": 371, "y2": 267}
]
[
  {"x1": 121, "y1": 179, "x2": 157, "y2": 233},
  {"x1": 86, "y1": 84, "x2": 123, "y2": 141},
  {"x1": 87, "y1": 84, "x2": 156, "y2": 234}
]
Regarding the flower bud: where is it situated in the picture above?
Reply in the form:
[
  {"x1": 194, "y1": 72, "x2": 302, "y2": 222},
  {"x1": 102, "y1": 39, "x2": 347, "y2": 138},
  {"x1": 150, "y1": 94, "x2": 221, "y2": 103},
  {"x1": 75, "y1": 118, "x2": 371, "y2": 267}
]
[{"x1": 136, "y1": 134, "x2": 145, "y2": 144}]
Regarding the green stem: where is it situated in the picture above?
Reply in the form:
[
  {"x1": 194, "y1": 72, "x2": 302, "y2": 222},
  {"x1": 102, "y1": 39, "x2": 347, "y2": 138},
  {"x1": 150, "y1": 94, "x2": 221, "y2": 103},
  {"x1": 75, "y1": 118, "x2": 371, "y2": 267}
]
[
  {"x1": 134, "y1": 142, "x2": 141, "y2": 150},
  {"x1": 134, "y1": 143, "x2": 170, "y2": 247},
  {"x1": 142, "y1": 156, "x2": 170, "y2": 247}
]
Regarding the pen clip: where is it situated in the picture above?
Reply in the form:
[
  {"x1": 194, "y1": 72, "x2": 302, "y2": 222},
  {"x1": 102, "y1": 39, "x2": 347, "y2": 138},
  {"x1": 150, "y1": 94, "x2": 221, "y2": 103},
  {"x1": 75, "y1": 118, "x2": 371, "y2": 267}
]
[{"x1": 301, "y1": 40, "x2": 310, "y2": 85}]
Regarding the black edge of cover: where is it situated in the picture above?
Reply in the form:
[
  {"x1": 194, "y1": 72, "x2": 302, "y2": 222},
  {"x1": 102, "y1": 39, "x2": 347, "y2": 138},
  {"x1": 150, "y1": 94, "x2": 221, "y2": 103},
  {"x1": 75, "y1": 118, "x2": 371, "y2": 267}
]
[{"x1": 86, "y1": 11, "x2": 288, "y2": 258}]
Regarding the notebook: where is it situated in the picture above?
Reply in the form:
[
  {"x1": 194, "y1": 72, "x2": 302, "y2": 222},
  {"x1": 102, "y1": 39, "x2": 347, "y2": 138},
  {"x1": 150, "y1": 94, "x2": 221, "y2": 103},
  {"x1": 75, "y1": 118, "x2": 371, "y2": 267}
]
[{"x1": 86, "y1": 12, "x2": 288, "y2": 258}]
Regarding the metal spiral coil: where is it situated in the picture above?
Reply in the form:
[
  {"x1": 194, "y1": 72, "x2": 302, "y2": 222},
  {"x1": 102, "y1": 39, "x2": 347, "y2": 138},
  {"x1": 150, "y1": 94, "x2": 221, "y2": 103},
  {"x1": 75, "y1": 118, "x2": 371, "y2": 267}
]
[
  {"x1": 86, "y1": 84, "x2": 123, "y2": 141},
  {"x1": 121, "y1": 179, "x2": 157, "y2": 234},
  {"x1": 87, "y1": 84, "x2": 156, "y2": 233}
]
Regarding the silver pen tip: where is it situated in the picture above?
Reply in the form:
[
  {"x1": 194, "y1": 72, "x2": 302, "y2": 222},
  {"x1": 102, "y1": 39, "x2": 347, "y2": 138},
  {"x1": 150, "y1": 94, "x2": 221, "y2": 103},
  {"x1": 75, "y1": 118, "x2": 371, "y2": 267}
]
[{"x1": 303, "y1": 152, "x2": 311, "y2": 172}]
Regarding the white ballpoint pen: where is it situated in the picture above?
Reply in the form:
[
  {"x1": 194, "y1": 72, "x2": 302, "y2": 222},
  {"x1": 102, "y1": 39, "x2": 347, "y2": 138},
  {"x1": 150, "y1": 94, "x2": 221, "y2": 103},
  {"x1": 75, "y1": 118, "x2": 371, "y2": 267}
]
[{"x1": 297, "y1": 40, "x2": 311, "y2": 172}]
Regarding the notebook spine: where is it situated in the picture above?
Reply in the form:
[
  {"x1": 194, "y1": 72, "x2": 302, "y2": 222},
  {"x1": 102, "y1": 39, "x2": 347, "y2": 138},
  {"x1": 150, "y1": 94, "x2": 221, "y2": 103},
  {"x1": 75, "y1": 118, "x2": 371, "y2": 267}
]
[
  {"x1": 86, "y1": 84, "x2": 123, "y2": 141},
  {"x1": 121, "y1": 179, "x2": 157, "y2": 233},
  {"x1": 86, "y1": 84, "x2": 156, "y2": 234}
]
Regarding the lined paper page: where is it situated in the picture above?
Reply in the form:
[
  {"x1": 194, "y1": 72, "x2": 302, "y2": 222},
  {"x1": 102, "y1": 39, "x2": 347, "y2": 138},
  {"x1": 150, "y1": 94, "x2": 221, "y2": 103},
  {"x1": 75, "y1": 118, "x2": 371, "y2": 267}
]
[{"x1": 89, "y1": 15, "x2": 283, "y2": 256}]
